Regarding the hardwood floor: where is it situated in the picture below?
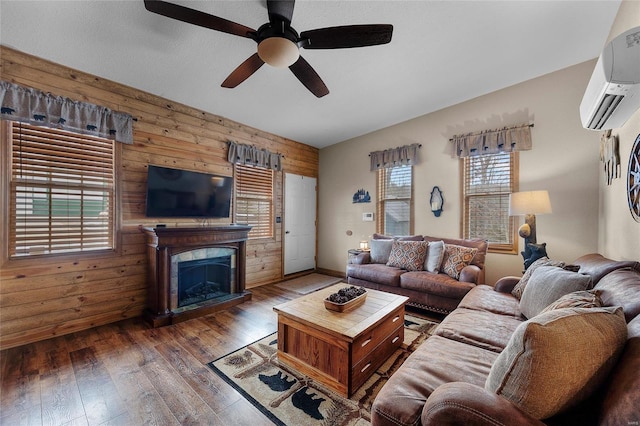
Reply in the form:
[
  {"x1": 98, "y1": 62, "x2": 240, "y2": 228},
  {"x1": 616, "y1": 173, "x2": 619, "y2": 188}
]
[{"x1": 0, "y1": 284, "x2": 297, "y2": 426}]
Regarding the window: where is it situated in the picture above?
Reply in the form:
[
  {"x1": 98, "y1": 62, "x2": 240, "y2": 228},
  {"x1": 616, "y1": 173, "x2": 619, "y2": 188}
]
[
  {"x1": 462, "y1": 152, "x2": 518, "y2": 253},
  {"x1": 235, "y1": 164, "x2": 274, "y2": 239},
  {"x1": 5, "y1": 122, "x2": 115, "y2": 257},
  {"x1": 377, "y1": 165, "x2": 412, "y2": 235}
]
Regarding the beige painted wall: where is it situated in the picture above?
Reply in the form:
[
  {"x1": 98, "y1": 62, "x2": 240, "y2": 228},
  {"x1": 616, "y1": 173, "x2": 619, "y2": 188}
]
[
  {"x1": 598, "y1": 1, "x2": 640, "y2": 260},
  {"x1": 319, "y1": 59, "x2": 605, "y2": 285}
]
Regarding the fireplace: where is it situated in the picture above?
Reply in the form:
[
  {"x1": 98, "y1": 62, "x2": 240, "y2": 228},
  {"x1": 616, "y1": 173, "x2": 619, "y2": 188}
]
[
  {"x1": 174, "y1": 249, "x2": 233, "y2": 307},
  {"x1": 140, "y1": 225, "x2": 252, "y2": 327}
]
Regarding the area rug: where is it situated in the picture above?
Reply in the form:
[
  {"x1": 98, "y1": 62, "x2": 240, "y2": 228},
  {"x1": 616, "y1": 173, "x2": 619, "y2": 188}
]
[
  {"x1": 274, "y1": 273, "x2": 343, "y2": 295},
  {"x1": 207, "y1": 314, "x2": 439, "y2": 426}
]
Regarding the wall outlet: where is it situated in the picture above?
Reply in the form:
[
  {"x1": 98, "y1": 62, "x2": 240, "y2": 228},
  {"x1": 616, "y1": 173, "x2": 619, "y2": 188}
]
[{"x1": 362, "y1": 212, "x2": 374, "y2": 222}]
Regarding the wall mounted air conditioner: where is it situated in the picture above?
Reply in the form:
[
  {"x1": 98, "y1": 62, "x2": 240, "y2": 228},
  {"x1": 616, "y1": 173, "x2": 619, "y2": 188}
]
[{"x1": 580, "y1": 25, "x2": 640, "y2": 130}]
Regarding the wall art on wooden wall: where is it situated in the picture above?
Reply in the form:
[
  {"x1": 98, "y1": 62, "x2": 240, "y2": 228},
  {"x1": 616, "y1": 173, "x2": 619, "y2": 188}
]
[
  {"x1": 353, "y1": 189, "x2": 371, "y2": 203},
  {"x1": 627, "y1": 133, "x2": 640, "y2": 223}
]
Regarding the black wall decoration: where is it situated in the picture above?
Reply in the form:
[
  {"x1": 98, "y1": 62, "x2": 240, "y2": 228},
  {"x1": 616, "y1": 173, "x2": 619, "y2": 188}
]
[{"x1": 627, "y1": 133, "x2": 640, "y2": 223}]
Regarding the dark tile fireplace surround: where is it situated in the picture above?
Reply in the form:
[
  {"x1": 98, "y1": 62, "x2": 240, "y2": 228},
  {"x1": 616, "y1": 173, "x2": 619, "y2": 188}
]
[{"x1": 140, "y1": 225, "x2": 252, "y2": 327}]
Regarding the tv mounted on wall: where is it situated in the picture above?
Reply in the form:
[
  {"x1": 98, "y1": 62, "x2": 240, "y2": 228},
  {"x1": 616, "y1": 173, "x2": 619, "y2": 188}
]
[{"x1": 145, "y1": 165, "x2": 233, "y2": 218}]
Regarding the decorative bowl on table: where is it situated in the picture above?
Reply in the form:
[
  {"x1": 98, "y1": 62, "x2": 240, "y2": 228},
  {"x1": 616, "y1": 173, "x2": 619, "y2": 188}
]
[{"x1": 324, "y1": 286, "x2": 367, "y2": 312}]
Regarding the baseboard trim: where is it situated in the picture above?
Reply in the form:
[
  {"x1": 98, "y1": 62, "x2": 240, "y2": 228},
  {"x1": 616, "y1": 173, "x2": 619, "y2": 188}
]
[{"x1": 315, "y1": 268, "x2": 345, "y2": 279}]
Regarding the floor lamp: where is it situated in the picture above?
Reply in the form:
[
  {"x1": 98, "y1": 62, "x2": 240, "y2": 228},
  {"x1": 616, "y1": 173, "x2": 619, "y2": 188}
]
[{"x1": 509, "y1": 190, "x2": 552, "y2": 270}]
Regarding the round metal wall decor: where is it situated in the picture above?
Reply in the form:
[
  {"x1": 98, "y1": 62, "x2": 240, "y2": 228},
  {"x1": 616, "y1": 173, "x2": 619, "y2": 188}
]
[{"x1": 628, "y1": 133, "x2": 640, "y2": 222}]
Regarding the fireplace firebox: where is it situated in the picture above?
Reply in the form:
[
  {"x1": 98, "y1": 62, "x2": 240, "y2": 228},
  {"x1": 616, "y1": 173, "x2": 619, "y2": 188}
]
[
  {"x1": 177, "y1": 255, "x2": 232, "y2": 307},
  {"x1": 140, "y1": 225, "x2": 252, "y2": 327}
]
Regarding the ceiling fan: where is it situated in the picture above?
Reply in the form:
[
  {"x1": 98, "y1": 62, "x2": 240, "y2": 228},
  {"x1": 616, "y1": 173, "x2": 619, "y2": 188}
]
[{"x1": 143, "y1": 0, "x2": 393, "y2": 97}]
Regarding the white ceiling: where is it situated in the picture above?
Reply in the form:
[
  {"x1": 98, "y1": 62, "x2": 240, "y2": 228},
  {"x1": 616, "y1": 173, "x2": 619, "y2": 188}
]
[{"x1": 0, "y1": 1, "x2": 621, "y2": 148}]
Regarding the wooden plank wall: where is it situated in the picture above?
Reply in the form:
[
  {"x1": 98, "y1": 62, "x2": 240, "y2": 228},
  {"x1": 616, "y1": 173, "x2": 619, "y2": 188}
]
[{"x1": 0, "y1": 46, "x2": 319, "y2": 350}]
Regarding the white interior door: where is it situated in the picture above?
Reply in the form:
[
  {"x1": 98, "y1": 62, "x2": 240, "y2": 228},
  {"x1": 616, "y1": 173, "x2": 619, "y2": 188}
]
[{"x1": 284, "y1": 173, "x2": 317, "y2": 275}]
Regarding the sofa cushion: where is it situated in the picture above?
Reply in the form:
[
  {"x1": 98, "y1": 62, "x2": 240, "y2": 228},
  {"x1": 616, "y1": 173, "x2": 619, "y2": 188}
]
[
  {"x1": 441, "y1": 244, "x2": 478, "y2": 279},
  {"x1": 540, "y1": 289, "x2": 603, "y2": 313},
  {"x1": 458, "y1": 285, "x2": 523, "y2": 318},
  {"x1": 519, "y1": 266, "x2": 592, "y2": 319},
  {"x1": 371, "y1": 335, "x2": 498, "y2": 426},
  {"x1": 345, "y1": 263, "x2": 405, "y2": 287},
  {"x1": 400, "y1": 271, "x2": 474, "y2": 299},
  {"x1": 370, "y1": 239, "x2": 394, "y2": 264},
  {"x1": 373, "y1": 233, "x2": 424, "y2": 241},
  {"x1": 423, "y1": 382, "x2": 547, "y2": 426},
  {"x1": 386, "y1": 240, "x2": 429, "y2": 271},
  {"x1": 485, "y1": 306, "x2": 627, "y2": 420},
  {"x1": 434, "y1": 307, "x2": 523, "y2": 353},
  {"x1": 594, "y1": 266, "x2": 640, "y2": 322},
  {"x1": 424, "y1": 240, "x2": 445, "y2": 273},
  {"x1": 511, "y1": 256, "x2": 565, "y2": 300},
  {"x1": 598, "y1": 315, "x2": 640, "y2": 425},
  {"x1": 573, "y1": 253, "x2": 638, "y2": 285},
  {"x1": 424, "y1": 236, "x2": 487, "y2": 269}
]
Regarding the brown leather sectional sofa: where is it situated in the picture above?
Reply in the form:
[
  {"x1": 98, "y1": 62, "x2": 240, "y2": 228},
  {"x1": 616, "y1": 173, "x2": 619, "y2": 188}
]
[
  {"x1": 347, "y1": 235, "x2": 488, "y2": 314},
  {"x1": 371, "y1": 253, "x2": 640, "y2": 426}
]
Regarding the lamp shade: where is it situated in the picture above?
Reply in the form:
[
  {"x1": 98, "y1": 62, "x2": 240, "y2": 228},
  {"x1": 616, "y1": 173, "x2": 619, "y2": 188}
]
[{"x1": 509, "y1": 191, "x2": 552, "y2": 216}]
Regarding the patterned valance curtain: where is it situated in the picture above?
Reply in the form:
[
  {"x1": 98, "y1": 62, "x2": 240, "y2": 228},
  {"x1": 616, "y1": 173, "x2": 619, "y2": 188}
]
[
  {"x1": 370, "y1": 143, "x2": 421, "y2": 171},
  {"x1": 0, "y1": 81, "x2": 133, "y2": 144},
  {"x1": 447, "y1": 124, "x2": 533, "y2": 158},
  {"x1": 227, "y1": 141, "x2": 282, "y2": 171}
]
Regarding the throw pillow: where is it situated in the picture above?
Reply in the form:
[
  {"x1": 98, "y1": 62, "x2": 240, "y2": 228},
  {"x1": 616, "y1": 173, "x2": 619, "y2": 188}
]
[
  {"x1": 540, "y1": 289, "x2": 603, "y2": 313},
  {"x1": 511, "y1": 257, "x2": 565, "y2": 300},
  {"x1": 386, "y1": 240, "x2": 429, "y2": 271},
  {"x1": 519, "y1": 266, "x2": 593, "y2": 319},
  {"x1": 441, "y1": 244, "x2": 478, "y2": 279},
  {"x1": 562, "y1": 264, "x2": 581, "y2": 272},
  {"x1": 485, "y1": 306, "x2": 627, "y2": 420},
  {"x1": 369, "y1": 239, "x2": 394, "y2": 264},
  {"x1": 424, "y1": 240, "x2": 445, "y2": 273}
]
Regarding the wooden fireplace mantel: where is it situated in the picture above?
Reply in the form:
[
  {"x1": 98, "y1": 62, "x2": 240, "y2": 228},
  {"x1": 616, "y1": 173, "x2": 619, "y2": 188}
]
[{"x1": 140, "y1": 225, "x2": 252, "y2": 327}]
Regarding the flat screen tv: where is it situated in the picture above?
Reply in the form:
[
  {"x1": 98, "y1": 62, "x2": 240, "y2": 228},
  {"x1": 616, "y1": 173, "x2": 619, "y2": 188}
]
[{"x1": 145, "y1": 165, "x2": 233, "y2": 218}]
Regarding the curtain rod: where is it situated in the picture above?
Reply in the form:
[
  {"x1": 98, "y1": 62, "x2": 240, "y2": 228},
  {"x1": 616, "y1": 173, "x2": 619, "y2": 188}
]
[{"x1": 449, "y1": 123, "x2": 533, "y2": 142}]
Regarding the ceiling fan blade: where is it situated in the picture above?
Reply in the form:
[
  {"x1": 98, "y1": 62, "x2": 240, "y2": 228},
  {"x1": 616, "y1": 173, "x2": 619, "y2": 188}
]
[
  {"x1": 267, "y1": 0, "x2": 295, "y2": 25},
  {"x1": 289, "y1": 56, "x2": 329, "y2": 98},
  {"x1": 300, "y1": 24, "x2": 393, "y2": 49},
  {"x1": 144, "y1": 0, "x2": 256, "y2": 39},
  {"x1": 221, "y1": 53, "x2": 265, "y2": 88}
]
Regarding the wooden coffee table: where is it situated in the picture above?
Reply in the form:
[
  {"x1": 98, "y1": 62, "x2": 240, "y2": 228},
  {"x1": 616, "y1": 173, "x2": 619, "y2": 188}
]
[{"x1": 273, "y1": 284, "x2": 408, "y2": 397}]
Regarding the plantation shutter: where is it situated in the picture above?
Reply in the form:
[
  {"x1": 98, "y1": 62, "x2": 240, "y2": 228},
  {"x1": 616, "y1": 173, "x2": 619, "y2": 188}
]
[
  {"x1": 463, "y1": 152, "x2": 517, "y2": 252},
  {"x1": 377, "y1": 165, "x2": 412, "y2": 235},
  {"x1": 235, "y1": 164, "x2": 274, "y2": 238},
  {"x1": 9, "y1": 122, "x2": 115, "y2": 257}
]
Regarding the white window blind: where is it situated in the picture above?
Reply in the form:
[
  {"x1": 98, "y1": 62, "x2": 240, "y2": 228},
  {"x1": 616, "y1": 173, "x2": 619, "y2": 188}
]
[
  {"x1": 7, "y1": 122, "x2": 115, "y2": 257},
  {"x1": 377, "y1": 165, "x2": 412, "y2": 235},
  {"x1": 235, "y1": 164, "x2": 274, "y2": 239},
  {"x1": 463, "y1": 152, "x2": 517, "y2": 253}
]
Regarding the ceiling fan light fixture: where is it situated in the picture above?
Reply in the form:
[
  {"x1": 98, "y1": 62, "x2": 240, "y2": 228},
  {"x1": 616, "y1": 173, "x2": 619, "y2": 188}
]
[
  {"x1": 144, "y1": 0, "x2": 393, "y2": 97},
  {"x1": 258, "y1": 37, "x2": 300, "y2": 68}
]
